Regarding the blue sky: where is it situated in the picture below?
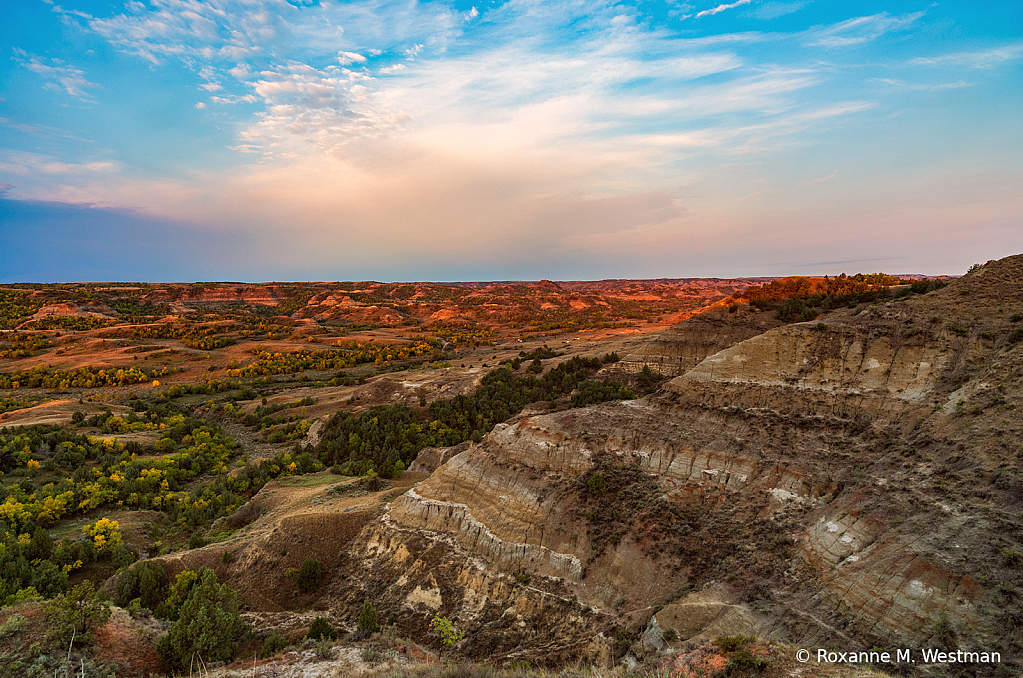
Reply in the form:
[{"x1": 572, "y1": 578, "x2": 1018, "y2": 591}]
[{"x1": 1, "y1": 0, "x2": 1021, "y2": 282}]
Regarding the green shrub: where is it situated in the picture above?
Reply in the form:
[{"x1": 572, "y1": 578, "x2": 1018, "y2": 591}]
[
  {"x1": 727, "y1": 648, "x2": 770, "y2": 671},
  {"x1": 307, "y1": 616, "x2": 337, "y2": 640},
  {"x1": 221, "y1": 551, "x2": 235, "y2": 564},
  {"x1": 714, "y1": 635, "x2": 757, "y2": 653},
  {"x1": 429, "y1": 614, "x2": 464, "y2": 646},
  {"x1": 156, "y1": 568, "x2": 245, "y2": 672},
  {"x1": 357, "y1": 599, "x2": 379, "y2": 635},
  {"x1": 662, "y1": 628, "x2": 678, "y2": 643},
  {"x1": 314, "y1": 637, "x2": 334, "y2": 659},
  {"x1": 296, "y1": 558, "x2": 323, "y2": 593},
  {"x1": 635, "y1": 364, "x2": 663, "y2": 390},
  {"x1": 44, "y1": 580, "x2": 112, "y2": 645},
  {"x1": 361, "y1": 469, "x2": 383, "y2": 491},
  {"x1": 259, "y1": 633, "x2": 288, "y2": 659},
  {"x1": 188, "y1": 533, "x2": 208, "y2": 549},
  {"x1": 1009, "y1": 328, "x2": 1023, "y2": 344},
  {"x1": 712, "y1": 635, "x2": 771, "y2": 673},
  {"x1": 114, "y1": 560, "x2": 169, "y2": 611},
  {"x1": 0, "y1": 613, "x2": 27, "y2": 640},
  {"x1": 587, "y1": 472, "x2": 607, "y2": 496},
  {"x1": 110, "y1": 543, "x2": 137, "y2": 570}
]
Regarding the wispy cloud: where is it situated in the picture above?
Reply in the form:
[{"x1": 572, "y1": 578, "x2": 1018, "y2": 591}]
[
  {"x1": 0, "y1": 116, "x2": 93, "y2": 142},
  {"x1": 807, "y1": 170, "x2": 837, "y2": 184},
  {"x1": 789, "y1": 101, "x2": 875, "y2": 121},
  {"x1": 871, "y1": 78, "x2": 972, "y2": 91},
  {"x1": 0, "y1": 151, "x2": 116, "y2": 176},
  {"x1": 12, "y1": 49, "x2": 100, "y2": 102},
  {"x1": 745, "y1": 1, "x2": 810, "y2": 20},
  {"x1": 809, "y1": 12, "x2": 924, "y2": 47},
  {"x1": 697, "y1": 0, "x2": 751, "y2": 19},
  {"x1": 909, "y1": 44, "x2": 1023, "y2": 69}
]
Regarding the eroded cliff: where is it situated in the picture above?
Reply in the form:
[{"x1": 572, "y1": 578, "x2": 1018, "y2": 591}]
[{"x1": 319, "y1": 255, "x2": 1023, "y2": 672}]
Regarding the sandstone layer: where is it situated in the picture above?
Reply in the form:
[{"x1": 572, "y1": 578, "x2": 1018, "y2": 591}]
[{"x1": 618, "y1": 301, "x2": 785, "y2": 376}]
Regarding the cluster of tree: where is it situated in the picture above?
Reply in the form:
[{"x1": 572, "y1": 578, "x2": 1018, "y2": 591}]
[
  {"x1": 0, "y1": 413, "x2": 323, "y2": 609},
  {"x1": 0, "y1": 364, "x2": 150, "y2": 389},
  {"x1": 731, "y1": 273, "x2": 919, "y2": 322},
  {"x1": 264, "y1": 419, "x2": 311, "y2": 444},
  {"x1": 0, "y1": 415, "x2": 242, "y2": 529},
  {"x1": 0, "y1": 290, "x2": 44, "y2": 329},
  {"x1": 158, "y1": 379, "x2": 241, "y2": 398},
  {"x1": 427, "y1": 322, "x2": 496, "y2": 346},
  {"x1": 132, "y1": 324, "x2": 190, "y2": 339},
  {"x1": 0, "y1": 395, "x2": 49, "y2": 416},
  {"x1": 571, "y1": 379, "x2": 636, "y2": 407},
  {"x1": 25, "y1": 316, "x2": 114, "y2": 331},
  {"x1": 228, "y1": 339, "x2": 440, "y2": 377},
  {"x1": 909, "y1": 278, "x2": 949, "y2": 295},
  {"x1": 107, "y1": 298, "x2": 169, "y2": 322},
  {"x1": 0, "y1": 515, "x2": 132, "y2": 606},
  {"x1": 0, "y1": 332, "x2": 54, "y2": 358},
  {"x1": 237, "y1": 319, "x2": 292, "y2": 340},
  {"x1": 316, "y1": 354, "x2": 631, "y2": 477},
  {"x1": 180, "y1": 328, "x2": 237, "y2": 350},
  {"x1": 239, "y1": 396, "x2": 316, "y2": 424}
]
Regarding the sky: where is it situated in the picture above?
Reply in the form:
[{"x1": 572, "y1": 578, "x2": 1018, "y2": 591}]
[{"x1": 1, "y1": 0, "x2": 1021, "y2": 282}]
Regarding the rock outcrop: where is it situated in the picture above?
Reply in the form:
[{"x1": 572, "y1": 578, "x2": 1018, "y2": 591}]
[{"x1": 618, "y1": 301, "x2": 784, "y2": 376}]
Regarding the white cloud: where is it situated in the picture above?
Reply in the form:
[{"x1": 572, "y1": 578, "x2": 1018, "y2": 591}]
[
  {"x1": 338, "y1": 51, "x2": 368, "y2": 66},
  {"x1": 872, "y1": 78, "x2": 972, "y2": 91},
  {"x1": 789, "y1": 101, "x2": 875, "y2": 121},
  {"x1": 466, "y1": 7, "x2": 479, "y2": 21},
  {"x1": 13, "y1": 49, "x2": 100, "y2": 102},
  {"x1": 404, "y1": 43, "x2": 424, "y2": 61},
  {"x1": 746, "y1": 2, "x2": 809, "y2": 20},
  {"x1": 697, "y1": 0, "x2": 751, "y2": 19},
  {"x1": 909, "y1": 44, "x2": 1023, "y2": 69},
  {"x1": 807, "y1": 170, "x2": 837, "y2": 185},
  {"x1": 809, "y1": 12, "x2": 924, "y2": 47},
  {"x1": 0, "y1": 151, "x2": 116, "y2": 176},
  {"x1": 198, "y1": 65, "x2": 222, "y2": 91},
  {"x1": 236, "y1": 61, "x2": 409, "y2": 156},
  {"x1": 195, "y1": 102, "x2": 207, "y2": 109},
  {"x1": 0, "y1": 116, "x2": 93, "y2": 142},
  {"x1": 210, "y1": 94, "x2": 259, "y2": 104}
]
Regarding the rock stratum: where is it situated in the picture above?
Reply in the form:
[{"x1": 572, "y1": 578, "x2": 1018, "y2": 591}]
[{"x1": 290, "y1": 256, "x2": 1023, "y2": 672}]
